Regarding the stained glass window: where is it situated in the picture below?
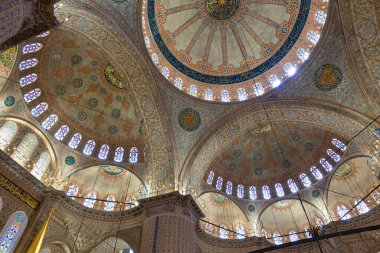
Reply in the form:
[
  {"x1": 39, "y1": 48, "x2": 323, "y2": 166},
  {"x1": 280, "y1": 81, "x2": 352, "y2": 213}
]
[
  {"x1": 83, "y1": 140, "x2": 96, "y2": 156},
  {"x1": 161, "y1": 67, "x2": 169, "y2": 78},
  {"x1": 327, "y1": 149, "x2": 340, "y2": 162},
  {"x1": 305, "y1": 227, "x2": 312, "y2": 238},
  {"x1": 307, "y1": 31, "x2": 320, "y2": 45},
  {"x1": 205, "y1": 89, "x2": 213, "y2": 101},
  {"x1": 320, "y1": 158, "x2": 332, "y2": 172},
  {"x1": 337, "y1": 204, "x2": 351, "y2": 220},
  {"x1": 36, "y1": 31, "x2": 50, "y2": 37},
  {"x1": 207, "y1": 171, "x2": 214, "y2": 185},
  {"x1": 263, "y1": 185, "x2": 271, "y2": 199},
  {"x1": 332, "y1": 139, "x2": 347, "y2": 152},
  {"x1": 310, "y1": 166, "x2": 323, "y2": 180},
  {"x1": 204, "y1": 223, "x2": 213, "y2": 235},
  {"x1": 236, "y1": 225, "x2": 245, "y2": 239},
  {"x1": 41, "y1": 115, "x2": 58, "y2": 130},
  {"x1": 289, "y1": 231, "x2": 298, "y2": 242},
  {"x1": 98, "y1": 144, "x2": 110, "y2": 160},
  {"x1": 66, "y1": 185, "x2": 79, "y2": 197},
  {"x1": 31, "y1": 102, "x2": 48, "y2": 117},
  {"x1": 253, "y1": 83, "x2": 264, "y2": 96},
  {"x1": 288, "y1": 179, "x2": 298, "y2": 193},
  {"x1": 249, "y1": 186, "x2": 257, "y2": 200},
  {"x1": 315, "y1": 11, "x2": 327, "y2": 24},
  {"x1": 144, "y1": 36, "x2": 150, "y2": 48},
  {"x1": 54, "y1": 125, "x2": 69, "y2": 141},
  {"x1": 22, "y1": 43, "x2": 42, "y2": 54},
  {"x1": 68, "y1": 133, "x2": 82, "y2": 149},
  {"x1": 83, "y1": 192, "x2": 97, "y2": 208},
  {"x1": 275, "y1": 183, "x2": 285, "y2": 197},
  {"x1": 261, "y1": 230, "x2": 268, "y2": 238},
  {"x1": 151, "y1": 53, "x2": 159, "y2": 64},
  {"x1": 371, "y1": 190, "x2": 380, "y2": 204},
  {"x1": 216, "y1": 176, "x2": 223, "y2": 190},
  {"x1": 237, "y1": 184, "x2": 244, "y2": 198},
  {"x1": 0, "y1": 121, "x2": 18, "y2": 150},
  {"x1": 284, "y1": 63, "x2": 297, "y2": 77},
  {"x1": 237, "y1": 88, "x2": 247, "y2": 101},
  {"x1": 19, "y1": 73, "x2": 37, "y2": 87},
  {"x1": 316, "y1": 218, "x2": 324, "y2": 228},
  {"x1": 300, "y1": 173, "x2": 311, "y2": 187},
  {"x1": 221, "y1": 90, "x2": 230, "y2": 102},
  {"x1": 269, "y1": 74, "x2": 281, "y2": 88},
  {"x1": 11, "y1": 133, "x2": 38, "y2": 166},
  {"x1": 30, "y1": 152, "x2": 50, "y2": 180},
  {"x1": 355, "y1": 199, "x2": 369, "y2": 214},
  {"x1": 226, "y1": 181, "x2": 233, "y2": 195},
  {"x1": 297, "y1": 48, "x2": 309, "y2": 62},
  {"x1": 273, "y1": 232, "x2": 282, "y2": 245},
  {"x1": 0, "y1": 211, "x2": 27, "y2": 252},
  {"x1": 23, "y1": 88, "x2": 41, "y2": 103},
  {"x1": 189, "y1": 85, "x2": 197, "y2": 96},
  {"x1": 174, "y1": 78, "x2": 183, "y2": 89},
  {"x1": 114, "y1": 147, "x2": 124, "y2": 162},
  {"x1": 219, "y1": 226, "x2": 228, "y2": 239},
  {"x1": 19, "y1": 58, "x2": 38, "y2": 71},
  {"x1": 104, "y1": 196, "x2": 115, "y2": 211},
  {"x1": 129, "y1": 147, "x2": 138, "y2": 163}
]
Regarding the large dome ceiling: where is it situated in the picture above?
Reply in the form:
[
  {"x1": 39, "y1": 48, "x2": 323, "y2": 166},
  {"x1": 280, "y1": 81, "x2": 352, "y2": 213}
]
[{"x1": 142, "y1": 0, "x2": 329, "y2": 102}]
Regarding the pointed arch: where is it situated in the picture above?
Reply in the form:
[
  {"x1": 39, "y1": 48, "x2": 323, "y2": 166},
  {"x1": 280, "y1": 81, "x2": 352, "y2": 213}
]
[{"x1": 0, "y1": 211, "x2": 28, "y2": 252}]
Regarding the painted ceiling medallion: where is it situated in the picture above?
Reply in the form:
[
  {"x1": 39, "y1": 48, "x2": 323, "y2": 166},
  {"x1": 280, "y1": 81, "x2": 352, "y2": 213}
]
[
  {"x1": 205, "y1": 0, "x2": 240, "y2": 20},
  {"x1": 314, "y1": 64, "x2": 343, "y2": 91},
  {"x1": 178, "y1": 108, "x2": 201, "y2": 131},
  {"x1": 101, "y1": 165, "x2": 124, "y2": 176}
]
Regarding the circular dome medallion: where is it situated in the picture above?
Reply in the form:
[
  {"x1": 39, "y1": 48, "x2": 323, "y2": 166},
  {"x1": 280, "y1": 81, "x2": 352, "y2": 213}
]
[
  {"x1": 205, "y1": 0, "x2": 240, "y2": 20},
  {"x1": 314, "y1": 64, "x2": 343, "y2": 91},
  {"x1": 178, "y1": 108, "x2": 201, "y2": 131}
]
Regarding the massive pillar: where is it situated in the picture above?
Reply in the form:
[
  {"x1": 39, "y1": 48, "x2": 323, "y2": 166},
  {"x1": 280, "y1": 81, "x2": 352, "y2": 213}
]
[{"x1": 140, "y1": 193, "x2": 204, "y2": 253}]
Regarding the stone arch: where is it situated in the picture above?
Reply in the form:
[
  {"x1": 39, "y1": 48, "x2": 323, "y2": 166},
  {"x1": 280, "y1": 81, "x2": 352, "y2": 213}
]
[{"x1": 90, "y1": 237, "x2": 133, "y2": 253}]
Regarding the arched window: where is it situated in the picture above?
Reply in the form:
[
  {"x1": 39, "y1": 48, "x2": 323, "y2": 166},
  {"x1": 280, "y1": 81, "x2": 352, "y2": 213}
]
[
  {"x1": 237, "y1": 88, "x2": 247, "y2": 101},
  {"x1": 219, "y1": 226, "x2": 228, "y2": 239},
  {"x1": 300, "y1": 173, "x2": 311, "y2": 188},
  {"x1": 114, "y1": 147, "x2": 124, "y2": 162},
  {"x1": 269, "y1": 74, "x2": 281, "y2": 88},
  {"x1": 22, "y1": 43, "x2": 42, "y2": 54},
  {"x1": 262, "y1": 185, "x2": 271, "y2": 199},
  {"x1": 226, "y1": 181, "x2": 233, "y2": 195},
  {"x1": 98, "y1": 144, "x2": 110, "y2": 160},
  {"x1": 206, "y1": 171, "x2": 214, "y2": 185},
  {"x1": 305, "y1": 227, "x2": 312, "y2": 238},
  {"x1": 371, "y1": 190, "x2": 380, "y2": 204},
  {"x1": 104, "y1": 196, "x2": 115, "y2": 211},
  {"x1": 337, "y1": 204, "x2": 351, "y2": 220},
  {"x1": 0, "y1": 121, "x2": 18, "y2": 149},
  {"x1": 249, "y1": 186, "x2": 257, "y2": 200},
  {"x1": 0, "y1": 211, "x2": 27, "y2": 252},
  {"x1": 174, "y1": 78, "x2": 183, "y2": 89},
  {"x1": 310, "y1": 166, "x2": 323, "y2": 180},
  {"x1": 36, "y1": 31, "x2": 50, "y2": 37},
  {"x1": 320, "y1": 158, "x2": 332, "y2": 172},
  {"x1": 83, "y1": 192, "x2": 97, "y2": 208},
  {"x1": 355, "y1": 199, "x2": 369, "y2": 214},
  {"x1": 54, "y1": 125, "x2": 69, "y2": 141},
  {"x1": 273, "y1": 232, "x2": 282, "y2": 245},
  {"x1": 287, "y1": 179, "x2": 298, "y2": 193},
  {"x1": 315, "y1": 11, "x2": 327, "y2": 24},
  {"x1": 332, "y1": 139, "x2": 347, "y2": 152},
  {"x1": 216, "y1": 176, "x2": 223, "y2": 190},
  {"x1": 327, "y1": 149, "x2": 340, "y2": 162},
  {"x1": 284, "y1": 63, "x2": 297, "y2": 77},
  {"x1": 19, "y1": 73, "x2": 37, "y2": 87},
  {"x1": 316, "y1": 218, "x2": 324, "y2": 228},
  {"x1": 19, "y1": 58, "x2": 38, "y2": 70},
  {"x1": 66, "y1": 185, "x2": 79, "y2": 197},
  {"x1": 129, "y1": 147, "x2": 138, "y2": 163},
  {"x1": 83, "y1": 140, "x2": 96, "y2": 156},
  {"x1": 296, "y1": 48, "x2": 309, "y2": 62},
  {"x1": 68, "y1": 133, "x2": 82, "y2": 149},
  {"x1": 307, "y1": 31, "x2": 320, "y2": 45},
  {"x1": 144, "y1": 36, "x2": 150, "y2": 48},
  {"x1": 189, "y1": 85, "x2": 197, "y2": 96},
  {"x1": 31, "y1": 102, "x2": 48, "y2": 117},
  {"x1": 41, "y1": 114, "x2": 58, "y2": 130},
  {"x1": 204, "y1": 223, "x2": 213, "y2": 235},
  {"x1": 23, "y1": 88, "x2": 41, "y2": 103},
  {"x1": 237, "y1": 184, "x2": 244, "y2": 198},
  {"x1": 221, "y1": 90, "x2": 230, "y2": 102},
  {"x1": 205, "y1": 89, "x2": 213, "y2": 101},
  {"x1": 289, "y1": 231, "x2": 298, "y2": 242},
  {"x1": 261, "y1": 229, "x2": 268, "y2": 238},
  {"x1": 161, "y1": 67, "x2": 169, "y2": 78},
  {"x1": 236, "y1": 225, "x2": 245, "y2": 239},
  {"x1": 11, "y1": 133, "x2": 38, "y2": 166},
  {"x1": 40, "y1": 249, "x2": 51, "y2": 253},
  {"x1": 30, "y1": 152, "x2": 50, "y2": 180},
  {"x1": 151, "y1": 53, "x2": 159, "y2": 64},
  {"x1": 253, "y1": 83, "x2": 264, "y2": 96},
  {"x1": 275, "y1": 183, "x2": 285, "y2": 197}
]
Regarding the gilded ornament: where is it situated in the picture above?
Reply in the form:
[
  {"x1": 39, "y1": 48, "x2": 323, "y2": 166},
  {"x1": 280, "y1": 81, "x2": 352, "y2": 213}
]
[
  {"x1": 104, "y1": 64, "x2": 127, "y2": 89},
  {"x1": 0, "y1": 46, "x2": 17, "y2": 67},
  {"x1": 178, "y1": 108, "x2": 201, "y2": 132},
  {"x1": 205, "y1": 0, "x2": 240, "y2": 20},
  {"x1": 314, "y1": 64, "x2": 343, "y2": 91}
]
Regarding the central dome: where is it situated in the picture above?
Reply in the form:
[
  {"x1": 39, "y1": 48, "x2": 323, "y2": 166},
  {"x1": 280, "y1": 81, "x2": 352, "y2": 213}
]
[
  {"x1": 142, "y1": 0, "x2": 328, "y2": 101},
  {"x1": 205, "y1": 0, "x2": 240, "y2": 20}
]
